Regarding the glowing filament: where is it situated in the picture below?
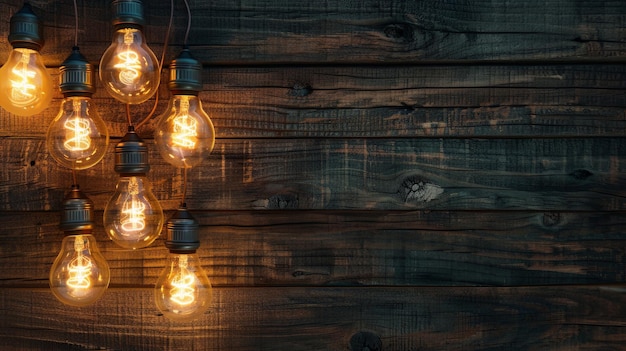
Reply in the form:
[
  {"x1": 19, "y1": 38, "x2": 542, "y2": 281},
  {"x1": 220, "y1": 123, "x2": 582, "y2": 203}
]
[
  {"x1": 114, "y1": 30, "x2": 141, "y2": 85},
  {"x1": 63, "y1": 100, "x2": 91, "y2": 151},
  {"x1": 172, "y1": 99, "x2": 197, "y2": 148},
  {"x1": 66, "y1": 236, "x2": 93, "y2": 291},
  {"x1": 9, "y1": 52, "x2": 36, "y2": 106},
  {"x1": 170, "y1": 255, "x2": 196, "y2": 306},
  {"x1": 120, "y1": 178, "x2": 146, "y2": 234}
]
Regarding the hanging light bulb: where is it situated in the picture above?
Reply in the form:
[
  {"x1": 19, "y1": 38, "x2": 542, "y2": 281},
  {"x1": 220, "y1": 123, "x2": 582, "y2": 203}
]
[
  {"x1": 155, "y1": 206, "x2": 212, "y2": 321},
  {"x1": 99, "y1": 0, "x2": 160, "y2": 104},
  {"x1": 0, "y1": 3, "x2": 53, "y2": 116},
  {"x1": 155, "y1": 48, "x2": 214, "y2": 169},
  {"x1": 104, "y1": 127, "x2": 163, "y2": 249},
  {"x1": 46, "y1": 47, "x2": 109, "y2": 170},
  {"x1": 50, "y1": 186, "x2": 110, "y2": 307}
]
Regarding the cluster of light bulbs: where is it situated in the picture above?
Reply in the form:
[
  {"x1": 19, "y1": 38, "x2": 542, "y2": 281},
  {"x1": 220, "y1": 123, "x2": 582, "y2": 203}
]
[{"x1": 1, "y1": 0, "x2": 215, "y2": 321}]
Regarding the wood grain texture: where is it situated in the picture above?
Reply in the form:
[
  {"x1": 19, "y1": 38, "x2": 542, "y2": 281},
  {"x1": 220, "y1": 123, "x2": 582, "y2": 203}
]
[
  {"x1": 1, "y1": 286, "x2": 626, "y2": 351},
  {"x1": 1, "y1": 137, "x2": 625, "y2": 211},
  {"x1": 1, "y1": 64, "x2": 626, "y2": 139},
  {"x1": 1, "y1": 0, "x2": 625, "y2": 65},
  {"x1": 0, "y1": 210, "x2": 625, "y2": 288}
]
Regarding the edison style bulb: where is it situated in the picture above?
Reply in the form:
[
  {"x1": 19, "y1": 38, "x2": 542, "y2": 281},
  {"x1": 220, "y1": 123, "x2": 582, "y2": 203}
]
[
  {"x1": 155, "y1": 95, "x2": 215, "y2": 168},
  {"x1": 104, "y1": 175, "x2": 163, "y2": 249},
  {"x1": 50, "y1": 234, "x2": 110, "y2": 307},
  {"x1": 104, "y1": 128, "x2": 163, "y2": 249},
  {"x1": 0, "y1": 4, "x2": 52, "y2": 116},
  {"x1": 99, "y1": 0, "x2": 159, "y2": 104},
  {"x1": 155, "y1": 253, "x2": 212, "y2": 321}
]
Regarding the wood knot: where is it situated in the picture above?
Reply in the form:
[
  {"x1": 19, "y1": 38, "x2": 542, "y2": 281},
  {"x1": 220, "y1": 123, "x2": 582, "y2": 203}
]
[
  {"x1": 542, "y1": 212, "x2": 561, "y2": 227},
  {"x1": 383, "y1": 23, "x2": 414, "y2": 42},
  {"x1": 288, "y1": 82, "x2": 312, "y2": 97},
  {"x1": 267, "y1": 194, "x2": 299, "y2": 209},
  {"x1": 569, "y1": 169, "x2": 593, "y2": 180},
  {"x1": 350, "y1": 331, "x2": 382, "y2": 351},
  {"x1": 399, "y1": 176, "x2": 443, "y2": 203}
]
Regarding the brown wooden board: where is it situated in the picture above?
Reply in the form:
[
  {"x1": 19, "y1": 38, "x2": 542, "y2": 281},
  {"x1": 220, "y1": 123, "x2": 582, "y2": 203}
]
[
  {"x1": 0, "y1": 286, "x2": 625, "y2": 350},
  {"x1": 0, "y1": 210, "x2": 625, "y2": 288},
  {"x1": 3, "y1": 0, "x2": 625, "y2": 65}
]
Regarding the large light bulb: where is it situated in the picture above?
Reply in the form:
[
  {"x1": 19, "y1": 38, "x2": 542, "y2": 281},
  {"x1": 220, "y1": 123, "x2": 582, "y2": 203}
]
[
  {"x1": 155, "y1": 48, "x2": 214, "y2": 168},
  {"x1": 47, "y1": 48, "x2": 109, "y2": 170},
  {"x1": 104, "y1": 128, "x2": 163, "y2": 249},
  {"x1": 0, "y1": 4, "x2": 52, "y2": 116},
  {"x1": 49, "y1": 186, "x2": 110, "y2": 307},
  {"x1": 50, "y1": 234, "x2": 110, "y2": 307},
  {"x1": 155, "y1": 95, "x2": 215, "y2": 168},
  {"x1": 99, "y1": 0, "x2": 159, "y2": 104},
  {"x1": 154, "y1": 207, "x2": 212, "y2": 321}
]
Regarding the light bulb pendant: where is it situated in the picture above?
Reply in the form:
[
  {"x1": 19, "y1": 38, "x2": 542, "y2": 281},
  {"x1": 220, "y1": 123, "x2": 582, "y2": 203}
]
[
  {"x1": 104, "y1": 127, "x2": 164, "y2": 249},
  {"x1": 50, "y1": 185, "x2": 111, "y2": 307},
  {"x1": 47, "y1": 47, "x2": 109, "y2": 170},
  {"x1": 0, "y1": 3, "x2": 52, "y2": 116},
  {"x1": 155, "y1": 206, "x2": 212, "y2": 321},
  {"x1": 155, "y1": 49, "x2": 215, "y2": 169}
]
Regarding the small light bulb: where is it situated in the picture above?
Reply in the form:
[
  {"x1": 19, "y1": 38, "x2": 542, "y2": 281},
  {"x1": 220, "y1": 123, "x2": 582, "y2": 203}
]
[
  {"x1": 47, "y1": 48, "x2": 108, "y2": 170},
  {"x1": 50, "y1": 234, "x2": 110, "y2": 306},
  {"x1": 155, "y1": 48, "x2": 214, "y2": 168},
  {"x1": 155, "y1": 253, "x2": 212, "y2": 321},
  {"x1": 104, "y1": 128, "x2": 163, "y2": 249},
  {"x1": 155, "y1": 95, "x2": 215, "y2": 168},
  {"x1": 0, "y1": 4, "x2": 52, "y2": 116},
  {"x1": 49, "y1": 187, "x2": 110, "y2": 307},
  {"x1": 154, "y1": 207, "x2": 212, "y2": 321},
  {"x1": 99, "y1": 0, "x2": 159, "y2": 104}
]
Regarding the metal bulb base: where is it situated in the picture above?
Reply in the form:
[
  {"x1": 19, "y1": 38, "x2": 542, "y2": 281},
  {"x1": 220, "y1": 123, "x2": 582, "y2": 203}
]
[
  {"x1": 114, "y1": 126, "x2": 150, "y2": 175},
  {"x1": 165, "y1": 206, "x2": 200, "y2": 253},
  {"x1": 8, "y1": 3, "x2": 44, "y2": 51},
  {"x1": 60, "y1": 47, "x2": 96, "y2": 97},
  {"x1": 168, "y1": 49, "x2": 203, "y2": 95},
  {"x1": 112, "y1": 0, "x2": 145, "y2": 29},
  {"x1": 60, "y1": 185, "x2": 94, "y2": 233}
]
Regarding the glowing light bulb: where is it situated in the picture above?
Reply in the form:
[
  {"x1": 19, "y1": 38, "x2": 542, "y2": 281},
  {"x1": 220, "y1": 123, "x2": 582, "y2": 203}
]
[
  {"x1": 0, "y1": 4, "x2": 52, "y2": 116},
  {"x1": 155, "y1": 48, "x2": 214, "y2": 168},
  {"x1": 155, "y1": 206, "x2": 211, "y2": 321},
  {"x1": 49, "y1": 187, "x2": 110, "y2": 307},
  {"x1": 99, "y1": 0, "x2": 159, "y2": 104},
  {"x1": 155, "y1": 95, "x2": 215, "y2": 168},
  {"x1": 104, "y1": 128, "x2": 163, "y2": 249},
  {"x1": 155, "y1": 253, "x2": 212, "y2": 321}
]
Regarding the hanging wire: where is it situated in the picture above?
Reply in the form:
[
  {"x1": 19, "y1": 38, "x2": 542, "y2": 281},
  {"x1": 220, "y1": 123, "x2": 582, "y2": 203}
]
[
  {"x1": 181, "y1": 167, "x2": 188, "y2": 207},
  {"x1": 134, "y1": 0, "x2": 175, "y2": 130},
  {"x1": 73, "y1": 0, "x2": 79, "y2": 46},
  {"x1": 183, "y1": 0, "x2": 191, "y2": 46}
]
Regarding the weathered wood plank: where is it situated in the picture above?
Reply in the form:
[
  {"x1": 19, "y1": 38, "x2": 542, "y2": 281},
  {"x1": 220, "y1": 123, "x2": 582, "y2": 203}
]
[
  {"x1": 2, "y1": 0, "x2": 625, "y2": 65},
  {"x1": 1, "y1": 210, "x2": 625, "y2": 287},
  {"x1": 1, "y1": 64, "x2": 625, "y2": 139},
  {"x1": 1, "y1": 137, "x2": 625, "y2": 211},
  {"x1": 1, "y1": 286, "x2": 626, "y2": 350}
]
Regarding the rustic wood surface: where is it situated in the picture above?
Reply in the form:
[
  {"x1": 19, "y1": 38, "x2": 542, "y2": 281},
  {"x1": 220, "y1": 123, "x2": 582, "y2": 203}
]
[
  {"x1": 0, "y1": 0, "x2": 625, "y2": 350},
  {"x1": 1, "y1": 286, "x2": 626, "y2": 351}
]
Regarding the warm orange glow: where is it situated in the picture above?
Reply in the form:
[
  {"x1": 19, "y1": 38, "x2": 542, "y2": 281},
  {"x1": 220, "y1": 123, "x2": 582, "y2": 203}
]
[
  {"x1": 9, "y1": 51, "x2": 37, "y2": 106},
  {"x1": 63, "y1": 100, "x2": 91, "y2": 151},
  {"x1": 169, "y1": 255, "x2": 196, "y2": 306},
  {"x1": 120, "y1": 177, "x2": 147, "y2": 234},
  {"x1": 113, "y1": 29, "x2": 142, "y2": 86},
  {"x1": 66, "y1": 236, "x2": 93, "y2": 291},
  {"x1": 172, "y1": 99, "x2": 198, "y2": 148}
]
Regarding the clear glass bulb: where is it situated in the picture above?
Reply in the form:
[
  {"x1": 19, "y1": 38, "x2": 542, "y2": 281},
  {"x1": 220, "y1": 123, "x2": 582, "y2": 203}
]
[
  {"x1": 99, "y1": 28, "x2": 160, "y2": 104},
  {"x1": 49, "y1": 234, "x2": 110, "y2": 307},
  {"x1": 103, "y1": 175, "x2": 163, "y2": 249},
  {"x1": 155, "y1": 253, "x2": 212, "y2": 322},
  {"x1": 0, "y1": 48, "x2": 52, "y2": 116},
  {"x1": 155, "y1": 95, "x2": 215, "y2": 168},
  {"x1": 46, "y1": 97, "x2": 109, "y2": 170}
]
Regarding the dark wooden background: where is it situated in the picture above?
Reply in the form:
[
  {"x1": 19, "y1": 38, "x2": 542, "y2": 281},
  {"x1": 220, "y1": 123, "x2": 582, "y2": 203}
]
[{"x1": 1, "y1": 0, "x2": 626, "y2": 350}]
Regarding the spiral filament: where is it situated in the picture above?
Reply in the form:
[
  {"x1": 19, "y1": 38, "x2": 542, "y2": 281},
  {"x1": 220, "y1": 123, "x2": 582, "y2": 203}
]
[
  {"x1": 114, "y1": 30, "x2": 141, "y2": 85},
  {"x1": 170, "y1": 255, "x2": 196, "y2": 306},
  {"x1": 120, "y1": 177, "x2": 146, "y2": 234},
  {"x1": 9, "y1": 51, "x2": 36, "y2": 106},
  {"x1": 63, "y1": 100, "x2": 91, "y2": 151},
  {"x1": 172, "y1": 99, "x2": 197, "y2": 148},
  {"x1": 66, "y1": 236, "x2": 93, "y2": 292}
]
